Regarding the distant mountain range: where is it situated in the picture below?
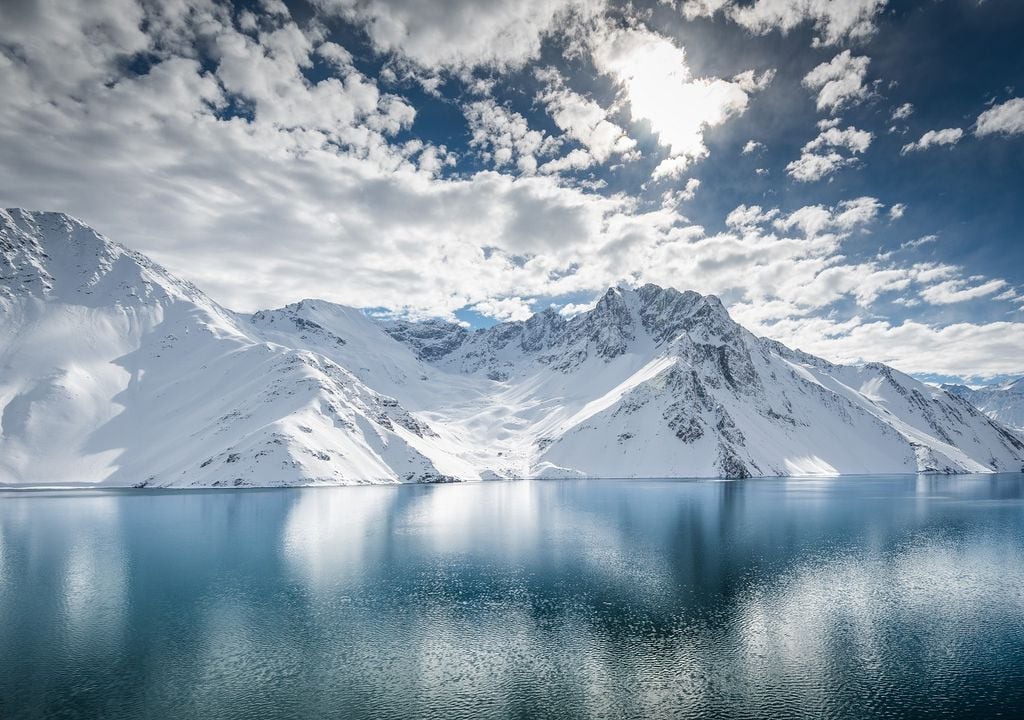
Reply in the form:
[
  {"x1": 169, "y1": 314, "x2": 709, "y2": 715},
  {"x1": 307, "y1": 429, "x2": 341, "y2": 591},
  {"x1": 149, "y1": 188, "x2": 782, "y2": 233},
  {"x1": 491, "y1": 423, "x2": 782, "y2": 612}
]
[
  {"x1": 942, "y1": 378, "x2": 1024, "y2": 433},
  {"x1": 2, "y1": 208, "x2": 1022, "y2": 487}
]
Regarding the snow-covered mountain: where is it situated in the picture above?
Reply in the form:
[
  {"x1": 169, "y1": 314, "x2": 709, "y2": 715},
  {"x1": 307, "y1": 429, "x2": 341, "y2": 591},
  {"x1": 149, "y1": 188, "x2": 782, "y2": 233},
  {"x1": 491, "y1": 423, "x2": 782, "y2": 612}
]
[
  {"x1": 378, "y1": 285, "x2": 1024, "y2": 478},
  {"x1": 2, "y1": 209, "x2": 1022, "y2": 487},
  {"x1": 0, "y1": 209, "x2": 473, "y2": 487},
  {"x1": 942, "y1": 378, "x2": 1024, "y2": 434}
]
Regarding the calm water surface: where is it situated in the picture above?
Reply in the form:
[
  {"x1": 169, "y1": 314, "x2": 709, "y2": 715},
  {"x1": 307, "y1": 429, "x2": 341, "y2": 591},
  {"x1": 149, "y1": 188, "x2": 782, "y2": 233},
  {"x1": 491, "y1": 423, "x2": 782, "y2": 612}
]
[{"x1": 2, "y1": 475, "x2": 1024, "y2": 719}]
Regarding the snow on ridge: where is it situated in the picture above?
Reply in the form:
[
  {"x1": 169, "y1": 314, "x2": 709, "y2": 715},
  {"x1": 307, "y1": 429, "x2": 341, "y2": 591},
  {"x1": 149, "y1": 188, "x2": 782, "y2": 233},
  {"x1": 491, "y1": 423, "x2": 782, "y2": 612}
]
[{"x1": 2, "y1": 208, "x2": 1023, "y2": 487}]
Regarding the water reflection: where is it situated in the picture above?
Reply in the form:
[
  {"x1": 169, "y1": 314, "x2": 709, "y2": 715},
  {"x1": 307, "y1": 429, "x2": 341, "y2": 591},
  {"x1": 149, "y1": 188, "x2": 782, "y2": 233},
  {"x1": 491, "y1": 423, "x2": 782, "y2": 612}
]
[
  {"x1": 282, "y1": 483, "x2": 399, "y2": 591},
  {"x1": 0, "y1": 474, "x2": 1022, "y2": 719}
]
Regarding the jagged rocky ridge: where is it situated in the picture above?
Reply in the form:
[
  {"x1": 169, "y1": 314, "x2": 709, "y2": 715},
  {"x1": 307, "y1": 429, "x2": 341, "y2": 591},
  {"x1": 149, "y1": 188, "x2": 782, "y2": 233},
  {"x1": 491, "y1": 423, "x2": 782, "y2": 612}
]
[{"x1": 2, "y1": 209, "x2": 1023, "y2": 487}]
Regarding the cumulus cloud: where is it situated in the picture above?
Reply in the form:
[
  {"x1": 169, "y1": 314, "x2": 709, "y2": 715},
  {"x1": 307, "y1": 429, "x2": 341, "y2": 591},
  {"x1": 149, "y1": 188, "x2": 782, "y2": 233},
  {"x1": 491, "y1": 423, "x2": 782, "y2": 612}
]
[
  {"x1": 558, "y1": 300, "x2": 598, "y2": 317},
  {"x1": 651, "y1": 157, "x2": 693, "y2": 181},
  {"x1": 681, "y1": 0, "x2": 889, "y2": 46},
  {"x1": 746, "y1": 315, "x2": 1024, "y2": 379},
  {"x1": 539, "y1": 148, "x2": 595, "y2": 174},
  {"x1": 590, "y1": 26, "x2": 751, "y2": 172},
  {"x1": 802, "y1": 50, "x2": 871, "y2": 114},
  {"x1": 975, "y1": 97, "x2": 1024, "y2": 137},
  {"x1": 804, "y1": 125, "x2": 873, "y2": 153},
  {"x1": 472, "y1": 296, "x2": 535, "y2": 321},
  {"x1": 732, "y1": 68, "x2": 777, "y2": 93},
  {"x1": 680, "y1": 0, "x2": 731, "y2": 20},
  {"x1": 742, "y1": 140, "x2": 764, "y2": 154},
  {"x1": 771, "y1": 197, "x2": 880, "y2": 237},
  {"x1": 919, "y1": 278, "x2": 1007, "y2": 305},
  {"x1": 786, "y1": 125, "x2": 872, "y2": 182},
  {"x1": 786, "y1": 152, "x2": 852, "y2": 182},
  {"x1": 661, "y1": 178, "x2": 701, "y2": 207},
  {"x1": 891, "y1": 102, "x2": 914, "y2": 121},
  {"x1": 312, "y1": 0, "x2": 605, "y2": 71},
  {"x1": 463, "y1": 99, "x2": 559, "y2": 173},
  {"x1": 888, "y1": 203, "x2": 906, "y2": 220},
  {"x1": 0, "y1": 0, "x2": 647, "y2": 318},
  {"x1": 900, "y1": 127, "x2": 963, "y2": 154},
  {"x1": 535, "y1": 67, "x2": 637, "y2": 165},
  {"x1": 725, "y1": 204, "x2": 779, "y2": 230}
]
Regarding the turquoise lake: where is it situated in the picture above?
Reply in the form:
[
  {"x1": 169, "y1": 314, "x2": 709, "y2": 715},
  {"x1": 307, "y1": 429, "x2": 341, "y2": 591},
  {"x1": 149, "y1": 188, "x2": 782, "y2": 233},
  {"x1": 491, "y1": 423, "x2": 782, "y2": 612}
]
[{"x1": 2, "y1": 475, "x2": 1023, "y2": 719}]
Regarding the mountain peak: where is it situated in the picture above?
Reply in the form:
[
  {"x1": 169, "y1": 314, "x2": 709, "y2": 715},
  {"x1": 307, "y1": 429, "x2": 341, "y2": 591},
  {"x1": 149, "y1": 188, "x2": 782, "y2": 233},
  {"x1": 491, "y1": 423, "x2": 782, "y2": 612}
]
[
  {"x1": 1, "y1": 208, "x2": 214, "y2": 311},
  {"x1": 2, "y1": 208, "x2": 121, "y2": 301}
]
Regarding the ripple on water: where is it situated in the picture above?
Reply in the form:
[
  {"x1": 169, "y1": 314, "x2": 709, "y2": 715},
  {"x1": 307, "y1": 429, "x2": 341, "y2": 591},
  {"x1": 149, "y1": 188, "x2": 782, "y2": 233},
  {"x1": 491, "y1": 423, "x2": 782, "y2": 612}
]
[{"x1": 1, "y1": 476, "x2": 1023, "y2": 719}]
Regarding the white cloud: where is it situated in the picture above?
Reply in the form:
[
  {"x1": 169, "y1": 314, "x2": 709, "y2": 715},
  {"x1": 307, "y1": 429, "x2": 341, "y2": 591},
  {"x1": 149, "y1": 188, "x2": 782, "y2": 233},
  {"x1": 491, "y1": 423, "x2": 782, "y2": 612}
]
[
  {"x1": 212, "y1": 23, "x2": 417, "y2": 141},
  {"x1": 742, "y1": 140, "x2": 764, "y2": 154},
  {"x1": 725, "y1": 204, "x2": 779, "y2": 230},
  {"x1": 734, "y1": 0, "x2": 887, "y2": 46},
  {"x1": 891, "y1": 102, "x2": 914, "y2": 121},
  {"x1": 683, "y1": 177, "x2": 702, "y2": 199},
  {"x1": 772, "y1": 197, "x2": 880, "y2": 237},
  {"x1": 975, "y1": 97, "x2": 1024, "y2": 137},
  {"x1": 661, "y1": 178, "x2": 701, "y2": 207},
  {"x1": 786, "y1": 151, "x2": 851, "y2": 182},
  {"x1": 732, "y1": 68, "x2": 777, "y2": 92},
  {"x1": 539, "y1": 148, "x2": 594, "y2": 174},
  {"x1": 900, "y1": 234, "x2": 937, "y2": 250},
  {"x1": 312, "y1": 0, "x2": 606, "y2": 71},
  {"x1": 558, "y1": 300, "x2": 598, "y2": 317},
  {"x1": 888, "y1": 203, "x2": 906, "y2": 220},
  {"x1": 680, "y1": 0, "x2": 731, "y2": 21},
  {"x1": 832, "y1": 197, "x2": 883, "y2": 229},
  {"x1": 749, "y1": 316, "x2": 1024, "y2": 379},
  {"x1": 900, "y1": 127, "x2": 963, "y2": 154},
  {"x1": 463, "y1": 99, "x2": 559, "y2": 173},
  {"x1": 802, "y1": 50, "x2": 870, "y2": 114},
  {"x1": 260, "y1": 0, "x2": 291, "y2": 17},
  {"x1": 919, "y1": 278, "x2": 1007, "y2": 305},
  {"x1": 651, "y1": 156, "x2": 693, "y2": 181},
  {"x1": 591, "y1": 26, "x2": 750, "y2": 171},
  {"x1": 682, "y1": 0, "x2": 889, "y2": 46},
  {"x1": 0, "y1": 1, "x2": 657, "y2": 318},
  {"x1": 472, "y1": 296, "x2": 535, "y2": 321},
  {"x1": 804, "y1": 125, "x2": 873, "y2": 154},
  {"x1": 535, "y1": 67, "x2": 637, "y2": 164},
  {"x1": 787, "y1": 124, "x2": 872, "y2": 182}
]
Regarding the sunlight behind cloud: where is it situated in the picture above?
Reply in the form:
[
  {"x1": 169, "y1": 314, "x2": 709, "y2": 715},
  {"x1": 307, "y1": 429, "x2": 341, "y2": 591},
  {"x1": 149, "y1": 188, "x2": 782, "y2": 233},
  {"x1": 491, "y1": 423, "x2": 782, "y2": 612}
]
[{"x1": 591, "y1": 27, "x2": 749, "y2": 174}]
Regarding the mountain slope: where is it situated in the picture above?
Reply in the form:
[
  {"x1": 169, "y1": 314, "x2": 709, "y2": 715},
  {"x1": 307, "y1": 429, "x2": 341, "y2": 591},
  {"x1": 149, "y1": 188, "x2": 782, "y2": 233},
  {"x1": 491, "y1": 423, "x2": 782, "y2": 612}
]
[
  {"x1": 0, "y1": 209, "x2": 473, "y2": 486},
  {"x1": 942, "y1": 378, "x2": 1024, "y2": 433},
  {"x1": 2, "y1": 209, "x2": 1022, "y2": 487}
]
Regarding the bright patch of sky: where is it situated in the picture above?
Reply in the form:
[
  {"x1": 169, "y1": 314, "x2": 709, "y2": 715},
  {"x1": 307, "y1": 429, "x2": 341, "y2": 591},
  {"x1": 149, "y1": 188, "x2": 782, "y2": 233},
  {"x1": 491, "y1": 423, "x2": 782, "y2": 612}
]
[{"x1": 0, "y1": 0, "x2": 1022, "y2": 380}]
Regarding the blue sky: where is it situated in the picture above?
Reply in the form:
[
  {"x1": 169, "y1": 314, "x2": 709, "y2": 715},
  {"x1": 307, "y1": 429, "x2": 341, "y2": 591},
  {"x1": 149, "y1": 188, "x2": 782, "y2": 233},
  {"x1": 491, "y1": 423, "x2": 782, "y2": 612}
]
[{"x1": 0, "y1": 0, "x2": 1022, "y2": 381}]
